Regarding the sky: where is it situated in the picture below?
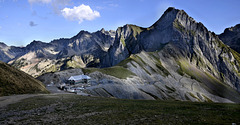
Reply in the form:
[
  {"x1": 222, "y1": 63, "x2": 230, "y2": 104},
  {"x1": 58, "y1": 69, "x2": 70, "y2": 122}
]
[{"x1": 0, "y1": 0, "x2": 239, "y2": 46}]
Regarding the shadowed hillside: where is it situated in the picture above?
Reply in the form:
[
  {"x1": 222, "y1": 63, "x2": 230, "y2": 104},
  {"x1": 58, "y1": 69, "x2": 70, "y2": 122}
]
[{"x1": 0, "y1": 61, "x2": 48, "y2": 96}]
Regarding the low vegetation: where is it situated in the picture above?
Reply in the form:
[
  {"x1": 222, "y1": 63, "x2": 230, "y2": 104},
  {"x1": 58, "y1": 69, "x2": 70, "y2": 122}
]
[
  {"x1": 177, "y1": 59, "x2": 240, "y2": 103},
  {"x1": 128, "y1": 24, "x2": 144, "y2": 38},
  {"x1": 173, "y1": 20, "x2": 186, "y2": 33},
  {"x1": 82, "y1": 66, "x2": 136, "y2": 79},
  {"x1": 217, "y1": 39, "x2": 240, "y2": 66},
  {"x1": 1, "y1": 94, "x2": 240, "y2": 124},
  {"x1": 0, "y1": 61, "x2": 48, "y2": 96}
]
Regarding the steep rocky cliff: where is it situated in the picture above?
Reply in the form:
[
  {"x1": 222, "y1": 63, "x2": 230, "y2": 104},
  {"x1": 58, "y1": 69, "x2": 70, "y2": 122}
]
[{"x1": 219, "y1": 24, "x2": 240, "y2": 53}]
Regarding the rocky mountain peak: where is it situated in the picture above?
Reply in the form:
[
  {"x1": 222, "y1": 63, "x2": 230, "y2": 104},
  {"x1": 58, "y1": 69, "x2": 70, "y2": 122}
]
[
  {"x1": 26, "y1": 40, "x2": 50, "y2": 50},
  {"x1": 72, "y1": 30, "x2": 90, "y2": 40},
  {"x1": 0, "y1": 42, "x2": 7, "y2": 49},
  {"x1": 221, "y1": 24, "x2": 240, "y2": 36},
  {"x1": 100, "y1": 28, "x2": 105, "y2": 33},
  {"x1": 219, "y1": 24, "x2": 240, "y2": 53},
  {"x1": 151, "y1": 7, "x2": 181, "y2": 29}
]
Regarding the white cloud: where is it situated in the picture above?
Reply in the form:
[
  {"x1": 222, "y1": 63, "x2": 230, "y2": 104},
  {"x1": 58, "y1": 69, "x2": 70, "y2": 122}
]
[
  {"x1": 61, "y1": 4, "x2": 100, "y2": 24},
  {"x1": 28, "y1": 0, "x2": 51, "y2": 4},
  {"x1": 0, "y1": 26, "x2": 2, "y2": 30}
]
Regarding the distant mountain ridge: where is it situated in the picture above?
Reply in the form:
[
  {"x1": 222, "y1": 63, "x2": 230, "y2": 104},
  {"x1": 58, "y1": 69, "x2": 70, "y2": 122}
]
[
  {"x1": 1, "y1": 7, "x2": 240, "y2": 102},
  {"x1": 1, "y1": 29, "x2": 116, "y2": 77},
  {"x1": 219, "y1": 24, "x2": 240, "y2": 53}
]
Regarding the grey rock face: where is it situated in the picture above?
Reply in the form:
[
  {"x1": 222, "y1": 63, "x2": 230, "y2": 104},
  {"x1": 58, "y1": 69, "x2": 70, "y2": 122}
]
[
  {"x1": 0, "y1": 42, "x2": 26, "y2": 62},
  {"x1": 219, "y1": 24, "x2": 240, "y2": 53},
  {"x1": 1, "y1": 29, "x2": 116, "y2": 76}
]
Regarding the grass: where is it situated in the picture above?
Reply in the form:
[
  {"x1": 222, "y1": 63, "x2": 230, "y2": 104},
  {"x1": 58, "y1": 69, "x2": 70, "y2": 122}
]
[
  {"x1": 177, "y1": 60, "x2": 198, "y2": 81},
  {"x1": 217, "y1": 39, "x2": 240, "y2": 70},
  {"x1": 128, "y1": 24, "x2": 144, "y2": 38},
  {"x1": 0, "y1": 61, "x2": 49, "y2": 96},
  {"x1": 82, "y1": 66, "x2": 136, "y2": 79},
  {"x1": 120, "y1": 35, "x2": 126, "y2": 47},
  {"x1": 177, "y1": 59, "x2": 240, "y2": 103},
  {"x1": 46, "y1": 65, "x2": 57, "y2": 73},
  {"x1": 11, "y1": 58, "x2": 27, "y2": 69},
  {"x1": 118, "y1": 54, "x2": 152, "y2": 75},
  {"x1": 177, "y1": 68, "x2": 184, "y2": 76},
  {"x1": 173, "y1": 20, "x2": 197, "y2": 36},
  {"x1": 173, "y1": 20, "x2": 186, "y2": 33},
  {"x1": 117, "y1": 52, "x2": 170, "y2": 77},
  {"x1": 116, "y1": 57, "x2": 133, "y2": 68},
  {"x1": 148, "y1": 52, "x2": 170, "y2": 76},
  {"x1": 188, "y1": 92, "x2": 201, "y2": 101},
  {"x1": 165, "y1": 85, "x2": 176, "y2": 93},
  {"x1": 1, "y1": 94, "x2": 240, "y2": 124}
]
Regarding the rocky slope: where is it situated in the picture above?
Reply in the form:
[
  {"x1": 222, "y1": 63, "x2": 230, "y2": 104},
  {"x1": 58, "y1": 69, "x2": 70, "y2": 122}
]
[
  {"x1": 38, "y1": 7, "x2": 240, "y2": 103},
  {"x1": 219, "y1": 24, "x2": 240, "y2": 53},
  {"x1": 1, "y1": 7, "x2": 240, "y2": 102},
  {"x1": 0, "y1": 61, "x2": 48, "y2": 96},
  {"x1": 0, "y1": 42, "x2": 26, "y2": 62},
  {"x1": 5, "y1": 29, "x2": 116, "y2": 77},
  {"x1": 103, "y1": 7, "x2": 240, "y2": 92}
]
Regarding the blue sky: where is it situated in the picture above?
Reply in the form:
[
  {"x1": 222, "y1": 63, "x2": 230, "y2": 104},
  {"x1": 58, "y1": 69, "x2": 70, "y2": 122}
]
[{"x1": 0, "y1": 0, "x2": 239, "y2": 46}]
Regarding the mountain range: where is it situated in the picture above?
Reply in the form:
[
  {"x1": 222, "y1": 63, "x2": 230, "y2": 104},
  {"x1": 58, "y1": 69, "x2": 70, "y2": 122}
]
[{"x1": 1, "y1": 7, "x2": 240, "y2": 102}]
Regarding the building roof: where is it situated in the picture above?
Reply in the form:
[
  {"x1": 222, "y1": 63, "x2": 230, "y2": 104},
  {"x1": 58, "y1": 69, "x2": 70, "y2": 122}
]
[{"x1": 68, "y1": 75, "x2": 91, "y2": 81}]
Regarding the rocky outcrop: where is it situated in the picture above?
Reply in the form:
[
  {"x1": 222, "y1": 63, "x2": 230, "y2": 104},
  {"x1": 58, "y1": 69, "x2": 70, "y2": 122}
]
[{"x1": 219, "y1": 24, "x2": 240, "y2": 53}]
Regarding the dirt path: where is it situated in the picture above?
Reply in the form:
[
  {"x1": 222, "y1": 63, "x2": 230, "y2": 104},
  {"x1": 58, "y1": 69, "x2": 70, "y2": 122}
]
[
  {"x1": 0, "y1": 94, "x2": 39, "y2": 108},
  {"x1": 0, "y1": 86, "x2": 93, "y2": 108},
  {"x1": 0, "y1": 87, "x2": 61, "y2": 108}
]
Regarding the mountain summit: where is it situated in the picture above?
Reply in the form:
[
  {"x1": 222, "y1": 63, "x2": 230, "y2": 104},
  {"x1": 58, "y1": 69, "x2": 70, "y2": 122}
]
[{"x1": 1, "y1": 7, "x2": 240, "y2": 102}]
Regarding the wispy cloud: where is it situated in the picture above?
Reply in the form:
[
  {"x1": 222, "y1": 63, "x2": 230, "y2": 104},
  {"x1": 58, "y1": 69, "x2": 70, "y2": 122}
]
[
  {"x1": 28, "y1": 0, "x2": 51, "y2": 4},
  {"x1": 31, "y1": 10, "x2": 37, "y2": 16},
  {"x1": 61, "y1": 4, "x2": 100, "y2": 24},
  {"x1": 0, "y1": 0, "x2": 19, "y2": 2},
  {"x1": 0, "y1": 26, "x2": 2, "y2": 30},
  {"x1": 29, "y1": 21, "x2": 38, "y2": 27},
  {"x1": 51, "y1": 0, "x2": 72, "y2": 14},
  {"x1": 108, "y1": 3, "x2": 118, "y2": 7},
  {"x1": 28, "y1": 0, "x2": 72, "y2": 15}
]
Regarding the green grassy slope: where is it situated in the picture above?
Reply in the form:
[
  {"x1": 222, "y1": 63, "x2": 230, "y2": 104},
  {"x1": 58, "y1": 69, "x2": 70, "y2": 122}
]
[
  {"x1": 1, "y1": 94, "x2": 240, "y2": 124},
  {"x1": 0, "y1": 61, "x2": 48, "y2": 96},
  {"x1": 178, "y1": 59, "x2": 240, "y2": 103},
  {"x1": 82, "y1": 66, "x2": 136, "y2": 79}
]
